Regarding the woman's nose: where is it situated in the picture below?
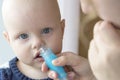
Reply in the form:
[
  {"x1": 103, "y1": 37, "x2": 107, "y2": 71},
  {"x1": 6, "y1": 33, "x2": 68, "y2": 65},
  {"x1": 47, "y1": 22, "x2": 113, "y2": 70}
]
[{"x1": 31, "y1": 37, "x2": 44, "y2": 49}]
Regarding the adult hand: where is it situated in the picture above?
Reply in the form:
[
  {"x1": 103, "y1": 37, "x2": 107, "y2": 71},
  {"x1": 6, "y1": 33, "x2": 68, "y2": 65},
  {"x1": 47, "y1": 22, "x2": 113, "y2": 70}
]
[
  {"x1": 89, "y1": 21, "x2": 120, "y2": 80},
  {"x1": 42, "y1": 52, "x2": 96, "y2": 80}
]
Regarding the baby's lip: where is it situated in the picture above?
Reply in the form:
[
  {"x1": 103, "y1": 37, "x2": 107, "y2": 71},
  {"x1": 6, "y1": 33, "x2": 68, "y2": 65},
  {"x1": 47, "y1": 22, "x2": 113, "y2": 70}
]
[{"x1": 34, "y1": 51, "x2": 42, "y2": 59}]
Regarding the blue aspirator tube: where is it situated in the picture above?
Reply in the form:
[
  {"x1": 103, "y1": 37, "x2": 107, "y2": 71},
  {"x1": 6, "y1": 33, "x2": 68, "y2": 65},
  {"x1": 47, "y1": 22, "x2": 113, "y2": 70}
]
[{"x1": 40, "y1": 46, "x2": 68, "y2": 80}]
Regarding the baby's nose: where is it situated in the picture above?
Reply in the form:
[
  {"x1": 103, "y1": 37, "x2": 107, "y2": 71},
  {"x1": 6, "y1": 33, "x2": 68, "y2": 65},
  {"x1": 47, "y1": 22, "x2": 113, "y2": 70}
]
[{"x1": 32, "y1": 37, "x2": 44, "y2": 49}]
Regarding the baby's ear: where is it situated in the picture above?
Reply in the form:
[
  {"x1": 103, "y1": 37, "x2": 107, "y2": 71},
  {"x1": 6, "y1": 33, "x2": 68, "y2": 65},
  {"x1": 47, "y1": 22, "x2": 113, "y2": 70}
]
[
  {"x1": 61, "y1": 19, "x2": 65, "y2": 32},
  {"x1": 3, "y1": 31, "x2": 10, "y2": 44}
]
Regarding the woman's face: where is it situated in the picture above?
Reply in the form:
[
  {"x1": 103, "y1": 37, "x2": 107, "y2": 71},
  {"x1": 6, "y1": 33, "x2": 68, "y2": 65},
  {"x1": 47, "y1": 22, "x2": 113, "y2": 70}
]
[{"x1": 81, "y1": 0, "x2": 120, "y2": 28}]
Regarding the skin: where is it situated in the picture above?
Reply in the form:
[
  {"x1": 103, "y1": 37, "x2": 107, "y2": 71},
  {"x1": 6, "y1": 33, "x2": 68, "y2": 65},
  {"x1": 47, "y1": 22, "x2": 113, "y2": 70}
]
[
  {"x1": 80, "y1": 0, "x2": 120, "y2": 80},
  {"x1": 89, "y1": 21, "x2": 120, "y2": 80},
  {"x1": 91, "y1": 0, "x2": 120, "y2": 28},
  {"x1": 46, "y1": 52, "x2": 96, "y2": 80},
  {"x1": 81, "y1": 0, "x2": 120, "y2": 28},
  {"x1": 2, "y1": 0, "x2": 95, "y2": 80}
]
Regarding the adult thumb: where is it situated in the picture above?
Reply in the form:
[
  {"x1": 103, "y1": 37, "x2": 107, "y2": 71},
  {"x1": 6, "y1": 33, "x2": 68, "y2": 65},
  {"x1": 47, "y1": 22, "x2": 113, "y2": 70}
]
[{"x1": 96, "y1": 21, "x2": 120, "y2": 46}]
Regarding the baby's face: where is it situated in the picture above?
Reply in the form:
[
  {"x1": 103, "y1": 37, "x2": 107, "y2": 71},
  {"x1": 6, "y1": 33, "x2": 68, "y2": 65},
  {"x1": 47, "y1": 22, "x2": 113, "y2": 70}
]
[
  {"x1": 81, "y1": 0, "x2": 120, "y2": 28},
  {"x1": 3, "y1": 0, "x2": 64, "y2": 69}
]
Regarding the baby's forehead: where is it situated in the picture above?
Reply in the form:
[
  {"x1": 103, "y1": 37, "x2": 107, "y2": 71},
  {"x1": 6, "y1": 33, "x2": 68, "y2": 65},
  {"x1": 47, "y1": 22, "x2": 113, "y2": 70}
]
[{"x1": 2, "y1": 0, "x2": 61, "y2": 29}]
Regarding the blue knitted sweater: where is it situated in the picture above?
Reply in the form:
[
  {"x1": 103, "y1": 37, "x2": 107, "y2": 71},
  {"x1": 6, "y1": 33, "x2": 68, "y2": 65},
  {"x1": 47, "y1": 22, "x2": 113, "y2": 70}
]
[{"x1": 0, "y1": 57, "x2": 53, "y2": 80}]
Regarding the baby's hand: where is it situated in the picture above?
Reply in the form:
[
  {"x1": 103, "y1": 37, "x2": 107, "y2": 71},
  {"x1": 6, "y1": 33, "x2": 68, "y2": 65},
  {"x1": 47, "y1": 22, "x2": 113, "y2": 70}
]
[
  {"x1": 42, "y1": 52, "x2": 96, "y2": 80},
  {"x1": 89, "y1": 21, "x2": 120, "y2": 80}
]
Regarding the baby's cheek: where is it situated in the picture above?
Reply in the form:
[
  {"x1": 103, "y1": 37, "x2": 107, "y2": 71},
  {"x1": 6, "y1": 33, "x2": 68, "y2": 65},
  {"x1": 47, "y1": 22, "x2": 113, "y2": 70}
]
[
  {"x1": 47, "y1": 42, "x2": 62, "y2": 55},
  {"x1": 53, "y1": 48, "x2": 61, "y2": 55}
]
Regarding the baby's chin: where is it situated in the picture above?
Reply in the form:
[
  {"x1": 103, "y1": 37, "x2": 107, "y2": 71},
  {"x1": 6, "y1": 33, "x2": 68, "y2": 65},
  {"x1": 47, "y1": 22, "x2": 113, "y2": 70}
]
[{"x1": 32, "y1": 61, "x2": 44, "y2": 70}]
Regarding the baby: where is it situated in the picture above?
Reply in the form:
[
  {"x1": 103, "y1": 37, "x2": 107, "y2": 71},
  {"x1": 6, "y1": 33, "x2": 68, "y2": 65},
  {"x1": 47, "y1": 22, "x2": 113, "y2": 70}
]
[
  {"x1": 80, "y1": 0, "x2": 120, "y2": 80},
  {"x1": 0, "y1": 0, "x2": 95, "y2": 80}
]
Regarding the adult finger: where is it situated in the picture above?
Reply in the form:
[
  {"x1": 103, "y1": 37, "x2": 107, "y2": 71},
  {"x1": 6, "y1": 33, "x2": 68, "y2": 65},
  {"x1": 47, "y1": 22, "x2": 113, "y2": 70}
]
[
  {"x1": 41, "y1": 62, "x2": 49, "y2": 72},
  {"x1": 95, "y1": 21, "x2": 120, "y2": 46},
  {"x1": 47, "y1": 70, "x2": 58, "y2": 79},
  {"x1": 48, "y1": 70, "x2": 75, "y2": 80},
  {"x1": 88, "y1": 40, "x2": 99, "y2": 67},
  {"x1": 93, "y1": 21, "x2": 106, "y2": 51},
  {"x1": 52, "y1": 52, "x2": 86, "y2": 67}
]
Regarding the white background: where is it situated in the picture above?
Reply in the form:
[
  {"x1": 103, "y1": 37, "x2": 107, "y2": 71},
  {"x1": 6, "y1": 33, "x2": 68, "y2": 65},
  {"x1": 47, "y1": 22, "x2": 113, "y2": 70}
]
[
  {"x1": 0, "y1": 0, "x2": 15, "y2": 65},
  {"x1": 0, "y1": 0, "x2": 80, "y2": 65}
]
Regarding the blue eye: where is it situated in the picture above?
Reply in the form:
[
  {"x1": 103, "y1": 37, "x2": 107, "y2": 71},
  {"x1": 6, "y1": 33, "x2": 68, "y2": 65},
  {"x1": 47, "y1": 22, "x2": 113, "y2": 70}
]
[
  {"x1": 19, "y1": 33, "x2": 28, "y2": 39},
  {"x1": 41, "y1": 27, "x2": 52, "y2": 34}
]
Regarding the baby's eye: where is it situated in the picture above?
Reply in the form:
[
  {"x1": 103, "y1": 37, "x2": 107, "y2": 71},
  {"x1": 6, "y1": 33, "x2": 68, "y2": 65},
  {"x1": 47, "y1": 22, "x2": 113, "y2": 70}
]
[
  {"x1": 19, "y1": 33, "x2": 29, "y2": 39},
  {"x1": 41, "y1": 27, "x2": 52, "y2": 34}
]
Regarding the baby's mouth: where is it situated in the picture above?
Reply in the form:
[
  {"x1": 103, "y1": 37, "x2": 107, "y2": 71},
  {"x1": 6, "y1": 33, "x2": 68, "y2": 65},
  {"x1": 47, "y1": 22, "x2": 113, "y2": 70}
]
[
  {"x1": 34, "y1": 53, "x2": 42, "y2": 59},
  {"x1": 34, "y1": 53, "x2": 44, "y2": 62}
]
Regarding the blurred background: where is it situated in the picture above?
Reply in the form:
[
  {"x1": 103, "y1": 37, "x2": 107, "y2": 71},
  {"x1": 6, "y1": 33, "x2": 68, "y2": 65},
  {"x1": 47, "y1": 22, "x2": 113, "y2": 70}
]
[{"x1": 0, "y1": 0, "x2": 15, "y2": 65}]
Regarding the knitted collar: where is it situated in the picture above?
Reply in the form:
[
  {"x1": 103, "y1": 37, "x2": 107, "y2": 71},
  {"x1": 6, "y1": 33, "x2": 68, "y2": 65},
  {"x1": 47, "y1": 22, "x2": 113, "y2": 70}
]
[{"x1": 9, "y1": 57, "x2": 52, "y2": 80}]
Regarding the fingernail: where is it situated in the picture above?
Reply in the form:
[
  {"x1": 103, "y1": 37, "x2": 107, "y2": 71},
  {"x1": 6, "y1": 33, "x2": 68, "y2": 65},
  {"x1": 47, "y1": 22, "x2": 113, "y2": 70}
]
[
  {"x1": 52, "y1": 59, "x2": 59, "y2": 64},
  {"x1": 50, "y1": 72, "x2": 55, "y2": 78}
]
